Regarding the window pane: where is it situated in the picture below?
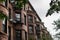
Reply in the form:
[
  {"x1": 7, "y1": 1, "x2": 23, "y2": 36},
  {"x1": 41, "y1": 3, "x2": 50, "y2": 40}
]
[
  {"x1": 36, "y1": 33, "x2": 40, "y2": 40},
  {"x1": 25, "y1": 32, "x2": 27, "y2": 40},
  {"x1": 15, "y1": 14, "x2": 20, "y2": 18},
  {"x1": 16, "y1": 30, "x2": 21, "y2": 40},
  {"x1": 29, "y1": 25, "x2": 33, "y2": 33},
  {"x1": 28, "y1": 15, "x2": 33, "y2": 23},
  {"x1": 36, "y1": 25, "x2": 40, "y2": 33},
  {"x1": 2, "y1": 18, "x2": 7, "y2": 33},
  {"x1": 9, "y1": 8, "x2": 11, "y2": 19},
  {"x1": 8, "y1": 27, "x2": 11, "y2": 40},
  {"x1": 24, "y1": 15, "x2": 26, "y2": 25},
  {"x1": 15, "y1": 13, "x2": 21, "y2": 21}
]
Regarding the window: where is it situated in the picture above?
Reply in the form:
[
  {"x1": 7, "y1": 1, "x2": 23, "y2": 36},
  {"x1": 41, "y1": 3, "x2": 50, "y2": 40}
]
[
  {"x1": 9, "y1": 8, "x2": 11, "y2": 19},
  {"x1": 35, "y1": 25, "x2": 40, "y2": 33},
  {"x1": 28, "y1": 15, "x2": 33, "y2": 23},
  {"x1": 16, "y1": 30, "x2": 22, "y2": 40},
  {"x1": 25, "y1": 32, "x2": 27, "y2": 40},
  {"x1": 9, "y1": 0, "x2": 14, "y2": 3},
  {"x1": 37, "y1": 34, "x2": 40, "y2": 40},
  {"x1": 2, "y1": 18, "x2": 7, "y2": 33},
  {"x1": 29, "y1": 25, "x2": 33, "y2": 33},
  {"x1": 34, "y1": 17, "x2": 36, "y2": 22},
  {"x1": 8, "y1": 27, "x2": 11, "y2": 40},
  {"x1": 15, "y1": 13, "x2": 21, "y2": 22},
  {"x1": 5, "y1": 0, "x2": 8, "y2": 7},
  {"x1": 24, "y1": 15, "x2": 26, "y2": 25}
]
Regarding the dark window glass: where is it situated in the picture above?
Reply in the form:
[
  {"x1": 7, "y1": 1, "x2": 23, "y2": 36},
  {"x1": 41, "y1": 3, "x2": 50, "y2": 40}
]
[
  {"x1": 24, "y1": 15, "x2": 26, "y2": 25},
  {"x1": 36, "y1": 33, "x2": 40, "y2": 40},
  {"x1": 2, "y1": 18, "x2": 7, "y2": 33},
  {"x1": 8, "y1": 27, "x2": 11, "y2": 40},
  {"x1": 35, "y1": 25, "x2": 40, "y2": 33},
  {"x1": 9, "y1": 8, "x2": 11, "y2": 19},
  {"x1": 29, "y1": 25, "x2": 33, "y2": 33},
  {"x1": 25, "y1": 32, "x2": 27, "y2": 40},
  {"x1": 16, "y1": 30, "x2": 22, "y2": 40},
  {"x1": 15, "y1": 13, "x2": 21, "y2": 22},
  {"x1": 28, "y1": 15, "x2": 33, "y2": 23},
  {"x1": 5, "y1": 0, "x2": 7, "y2": 7},
  {"x1": 34, "y1": 17, "x2": 36, "y2": 22}
]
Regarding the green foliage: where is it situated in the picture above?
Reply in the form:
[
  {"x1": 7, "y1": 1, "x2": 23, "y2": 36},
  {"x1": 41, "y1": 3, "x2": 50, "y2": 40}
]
[
  {"x1": 23, "y1": 0, "x2": 28, "y2": 4},
  {"x1": 53, "y1": 18, "x2": 60, "y2": 39},
  {"x1": 0, "y1": 12, "x2": 7, "y2": 20},
  {"x1": 15, "y1": 1, "x2": 23, "y2": 9},
  {"x1": 53, "y1": 19, "x2": 60, "y2": 31},
  {"x1": 0, "y1": 0, "x2": 5, "y2": 2},
  {"x1": 15, "y1": 0, "x2": 28, "y2": 9},
  {"x1": 46, "y1": 0, "x2": 60, "y2": 17},
  {"x1": 54, "y1": 32, "x2": 60, "y2": 39}
]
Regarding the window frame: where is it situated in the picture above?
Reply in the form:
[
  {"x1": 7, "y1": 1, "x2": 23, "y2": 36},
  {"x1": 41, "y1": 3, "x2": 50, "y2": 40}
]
[
  {"x1": 15, "y1": 13, "x2": 21, "y2": 22},
  {"x1": 35, "y1": 25, "x2": 40, "y2": 33},
  {"x1": 2, "y1": 18, "x2": 7, "y2": 33},
  {"x1": 28, "y1": 25, "x2": 33, "y2": 34},
  {"x1": 24, "y1": 15, "x2": 26, "y2": 25},
  {"x1": 28, "y1": 15, "x2": 33, "y2": 23},
  {"x1": 15, "y1": 30, "x2": 22, "y2": 40},
  {"x1": 8, "y1": 27, "x2": 11, "y2": 40},
  {"x1": 9, "y1": 8, "x2": 11, "y2": 19}
]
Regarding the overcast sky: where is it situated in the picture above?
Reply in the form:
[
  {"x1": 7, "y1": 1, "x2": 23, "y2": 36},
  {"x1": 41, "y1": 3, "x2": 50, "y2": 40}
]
[{"x1": 29, "y1": 0, "x2": 60, "y2": 40}]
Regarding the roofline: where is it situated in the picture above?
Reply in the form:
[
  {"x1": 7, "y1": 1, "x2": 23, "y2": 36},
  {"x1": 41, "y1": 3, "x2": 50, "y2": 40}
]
[{"x1": 28, "y1": 1, "x2": 41, "y2": 21}]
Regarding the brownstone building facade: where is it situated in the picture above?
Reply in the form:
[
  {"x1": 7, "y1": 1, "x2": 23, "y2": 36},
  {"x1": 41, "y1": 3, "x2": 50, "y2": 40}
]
[{"x1": 0, "y1": 0, "x2": 53, "y2": 40}]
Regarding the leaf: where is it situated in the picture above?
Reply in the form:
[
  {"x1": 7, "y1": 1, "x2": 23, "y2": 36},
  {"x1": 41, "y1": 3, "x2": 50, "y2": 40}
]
[
  {"x1": 0, "y1": 12, "x2": 7, "y2": 20},
  {"x1": 46, "y1": 0, "x2": 60, "y2": 16},
  {"x1": 15, "y1": 0, "x2": 28, "y2": 9},
  {"x1": 46, "y1": 9, "x2": 54, "y2": 17}
]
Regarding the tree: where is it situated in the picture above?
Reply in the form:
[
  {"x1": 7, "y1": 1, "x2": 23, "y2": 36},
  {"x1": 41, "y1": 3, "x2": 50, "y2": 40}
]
[
  {"x1": 46, "y1": 0, "x2": 60, "y2": 17},
  {"x1": 47, "y1": 0, "x2": 60, "y2": 39},
  {"x1": 0, "y1": 12, "x2": 7, "y2": 19},
  {"x1": 54, "y1": 32, "x2": 60, "y2": 40},
  {"x1": 53, "y1": 18, "x2": 60, "y2": 39},
  {"x1": 0, "y1": 0, "x2": 28, "y2": 19},
  {"x1": 53, "y1": 19, "x2": 60, "y2": 31},
  {"x1": 15, "y1": 0, "x2": 28, "y2": 9}
]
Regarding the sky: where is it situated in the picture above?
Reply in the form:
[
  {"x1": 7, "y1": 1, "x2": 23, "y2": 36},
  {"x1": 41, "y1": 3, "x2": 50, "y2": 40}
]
[{"x1": 29, "y1": 0, "x2": 60, "y2": 40}]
